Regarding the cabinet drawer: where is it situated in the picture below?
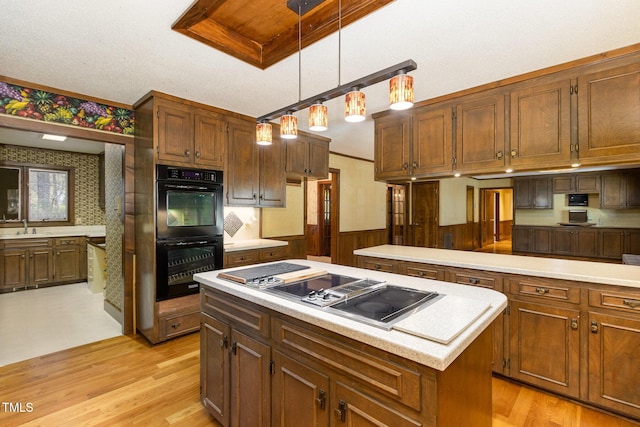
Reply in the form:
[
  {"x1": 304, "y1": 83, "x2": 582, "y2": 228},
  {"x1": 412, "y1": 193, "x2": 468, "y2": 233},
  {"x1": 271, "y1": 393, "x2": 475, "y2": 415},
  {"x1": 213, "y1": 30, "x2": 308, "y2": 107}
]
[
  {"x1": 358, "y1": 257, "x2": 397, "y2": 273},
  {"x1": 56, "y1": 237, "x2": 82, "y2": 246},
  {"x1": 509, "y1": 277, "x2": 581, "y2": 304},
  {"x1": 201, "y1": 288, "x2": 270, "y2": 339},
  {"x1": 589, "y1": 288, "x2": 640, "y2": 314},
  {"x1": 273, "y1": 318, "x2": 422, "y2": 411},
  {"x1": 159, "y1": 311, "x2": 200, "y2": 340},
  {"x1": 400, "y1": 262, "x2": 445, "y2": 280},
  {"x1": 3, "y1": 238, "x2": 53, "y2": 249},
  {"x1": 225, "y1": 250, "x2": 259, "y2": 267},
  {"x1": 259, "y1": 245, "x2": 287, "y2": 261},
  {"x1": 447, "y1": 268, "x2": 503, "y2": 291}
]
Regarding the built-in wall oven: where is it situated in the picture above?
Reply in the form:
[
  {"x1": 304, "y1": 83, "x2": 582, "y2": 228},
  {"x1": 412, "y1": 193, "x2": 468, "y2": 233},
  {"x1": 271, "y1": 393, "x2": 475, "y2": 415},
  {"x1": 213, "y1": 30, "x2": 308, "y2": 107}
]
[{"x1": 156, "y1": 165, "x2": 223, "y2": 301}]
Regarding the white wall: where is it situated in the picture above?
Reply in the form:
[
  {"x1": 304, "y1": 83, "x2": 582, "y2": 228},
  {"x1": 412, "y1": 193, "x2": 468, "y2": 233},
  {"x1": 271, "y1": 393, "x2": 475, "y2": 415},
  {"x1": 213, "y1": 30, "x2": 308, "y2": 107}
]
[{"x1": 262, "y1": 185, "x2": 305, "y2": 237}]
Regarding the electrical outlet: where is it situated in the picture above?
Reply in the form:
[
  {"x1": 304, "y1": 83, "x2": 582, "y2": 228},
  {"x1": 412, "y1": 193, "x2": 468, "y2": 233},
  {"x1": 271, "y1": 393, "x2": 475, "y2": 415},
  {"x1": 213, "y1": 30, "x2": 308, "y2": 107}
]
[{"x1": 76, "y1": 217, "x2": 82, "y2": 224}]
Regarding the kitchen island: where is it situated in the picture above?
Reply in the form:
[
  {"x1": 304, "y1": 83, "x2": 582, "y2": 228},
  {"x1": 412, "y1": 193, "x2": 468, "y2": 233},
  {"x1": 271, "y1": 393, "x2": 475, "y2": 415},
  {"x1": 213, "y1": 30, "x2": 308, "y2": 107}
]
[{"x1": 195, "y1": 260, "x2": 507, "y2": 427}]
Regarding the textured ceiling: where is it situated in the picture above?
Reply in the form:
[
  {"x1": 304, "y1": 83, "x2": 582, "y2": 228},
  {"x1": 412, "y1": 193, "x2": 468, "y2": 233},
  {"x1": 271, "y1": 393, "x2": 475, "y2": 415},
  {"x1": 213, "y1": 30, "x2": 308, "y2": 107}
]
[{"x1": 1, "y1": 0, "x2": 640, "y2": 160}]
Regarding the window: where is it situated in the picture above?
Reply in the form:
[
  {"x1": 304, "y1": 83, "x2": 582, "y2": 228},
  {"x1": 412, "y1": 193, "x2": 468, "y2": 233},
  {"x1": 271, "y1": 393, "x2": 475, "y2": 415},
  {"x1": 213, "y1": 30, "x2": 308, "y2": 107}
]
[{"x1": 0, "y1": 164, "x2": 74, "y2": 226}]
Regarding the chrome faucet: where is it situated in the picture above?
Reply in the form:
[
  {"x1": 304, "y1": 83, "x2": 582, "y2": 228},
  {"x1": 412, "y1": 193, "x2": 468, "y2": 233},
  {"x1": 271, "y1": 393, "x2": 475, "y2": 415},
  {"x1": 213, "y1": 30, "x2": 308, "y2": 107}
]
[{"x1": 23, "y1": 218, "x2": 28, "y2": 235}]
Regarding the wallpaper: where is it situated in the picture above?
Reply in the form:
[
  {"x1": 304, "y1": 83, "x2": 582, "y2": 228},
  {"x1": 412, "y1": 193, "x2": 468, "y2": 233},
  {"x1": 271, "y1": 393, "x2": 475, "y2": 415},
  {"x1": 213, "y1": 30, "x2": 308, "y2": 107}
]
[
  {"x1": 104, "y1": 144, "x2": 124, "y2": 314},
  {"x1": 0, "y1": 145, "x2": 105, "y2": 225}
]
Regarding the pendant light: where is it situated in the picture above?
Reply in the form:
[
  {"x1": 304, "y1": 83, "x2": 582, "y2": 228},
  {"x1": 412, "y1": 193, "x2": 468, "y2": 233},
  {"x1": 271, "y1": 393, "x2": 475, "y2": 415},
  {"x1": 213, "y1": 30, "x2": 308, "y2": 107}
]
[
  {"x1": 280, "y1": 112, "x2": 298, "y2": 139},
  {"x1": 256, "y1": 121, "x2": 272, "y2": 145},
  {"x1": 309, "y1": 102, "x2": 328, "y2": 131},
  {"x1": 345, "y1": 89, "x2": 366, "y2": 122},
  {"x1": 389, "y1": 70, "x2": 414, "y2": 110}
]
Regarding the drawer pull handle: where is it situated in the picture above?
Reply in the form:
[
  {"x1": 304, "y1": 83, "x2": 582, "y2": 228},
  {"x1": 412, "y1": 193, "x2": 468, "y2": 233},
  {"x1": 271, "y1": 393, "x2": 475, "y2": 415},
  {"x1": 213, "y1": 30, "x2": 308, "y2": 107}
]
[
  {"x1": 590, "y1": 321, "x2": 598, "y2": 334},
  {"x1": 316, "y1": 390, "x2": 326, "y2": 410},
  {"x1": 623, "y1": 299, "x2": 640, "y2": 309},
  {"x1": 469, "y1": 278, "x2": 480, "y2": 285},
  {"x1": 171, "y1": 322, "x2": 181, "y2": 329},
  {"x1": 571, "y1": 318, "x2": 578, "y2": 330},
  {"x1": 535, "y1": 287, "x2": 550, "y2": 294},
  {"x1": 375, "y1": 264, "x2": 381, "y2": 270},
  {"x1": 220, "y1": 335, "x2": 228, "y2": 348},
  {"x1": 230, "y1": 342, "x2": 237, "y2": 355},
  {"x1": 335, "y1": 400, "x2": 346, "y2": 422},
  {"x1": 418, "y1": 271, "x2": 425, "y2": 277}
]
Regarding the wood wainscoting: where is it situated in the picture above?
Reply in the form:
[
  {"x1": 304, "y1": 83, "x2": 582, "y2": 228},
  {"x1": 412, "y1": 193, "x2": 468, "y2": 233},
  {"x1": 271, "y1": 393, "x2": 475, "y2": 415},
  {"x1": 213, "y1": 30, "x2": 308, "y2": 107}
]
[
  {"x1": 438, "y1": 221, "x2": 513, "y2": 251},
  {"x1": 336, "y1": 229, "x2": 388, "y2": 266},
  {"x1": 270, "y1": 235, "x2": 307, "y2": 260}
]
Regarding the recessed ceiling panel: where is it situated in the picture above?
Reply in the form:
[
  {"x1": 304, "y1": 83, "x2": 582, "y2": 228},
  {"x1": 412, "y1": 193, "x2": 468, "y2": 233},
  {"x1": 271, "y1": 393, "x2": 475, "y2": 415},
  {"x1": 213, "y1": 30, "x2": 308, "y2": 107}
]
[{"x1": 172, "y1": 0, "x2": 394, "y2": 69}]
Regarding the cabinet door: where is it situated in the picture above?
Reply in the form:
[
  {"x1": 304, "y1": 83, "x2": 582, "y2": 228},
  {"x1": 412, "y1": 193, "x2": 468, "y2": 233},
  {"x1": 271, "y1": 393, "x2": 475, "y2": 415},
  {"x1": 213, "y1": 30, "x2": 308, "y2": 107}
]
[
  {"x1": 532, "y1": 178, "x2": 553, "y2": 209},
  {"x1": 588, "y1": 312, "x2": 640, "y2": 419},
  {"x1": 626, "y1": 171, "x2": 640, "y2": 208},
  {"x1": 577, "y1": 63, "x2": 640, "y2": 163},
  {"x1": 509, "y1": 79, "x2": 572, "y2": 167},
  {"x1": 552, "y1": 228, "x2": 574, "y2": 256},
  {"x1": 513, "y1": 178, "x2": 532, "y2": 209},
  {"x1": 258, "y1": 137, "x2": 286, "y2": 207},
  {"x1": 156, "y1": 100, "x2": 194, "y2": 165},
  {"x1": 226, "y1": 118, "x2": 259, "y2": 206},
  {"x1": 374, "y1": 114, "x2": 411, "y2": 180},
  {"x1": 230, "y1": 330, "x2": 271, "y2": 427},
  {"x1": 511, "y1": 226, "x2": 530, "y2": 252},
  {"x1": 333, "y1": 382, "x2": 421, "y2": 427},
  {"x1": 552, "y1": 175, "x2": 574, "y2": 193},
  {"x1": 285, "y1": 137, "x2": 309, "y2": 176},
  {"x1": 600, "y1": 173, "x2": 626, "y2": 208},
  {"x1": 455, "y1": 93, "x2": 506, "y2": 173},
  {"x1": 575, "y1": 173, "x2": 601, "y2": 193},
  {"x1": 307, "y1": 138, "x2": 329, "y2": 179},
  {"x1": 625, "y1": 229, "x2": 640, "y2": 255},
  {"x1": 29, "y1": 248, "x2": 54, "y2": 286},
  {"x1": 0, "y1": 249, "x2": 27, "y2": 289},
  {"x1": 194, "y1": 110, "x2": 226, "y2": 169},
  {"x1": 530, "y1": 227, "x2": 552, "y2": 253},
  {"x1": 201, "y1": 314, "x2": 231, "y2": 426},
  {"x1": 599, "y1": 229, "x2": 624, "y2": 259},
  {"x1": 55, "y1": 246, "x2": 81, "y2": 282},
  {"x1": 509, "y1": 300, "x2": 580, "y2": 398},
  {"x1": 272, "y1": 351, "x2": 329, "y2": 427},
  {"x1": 412, "y1": 104, "x2": 454, "y2": 175}
]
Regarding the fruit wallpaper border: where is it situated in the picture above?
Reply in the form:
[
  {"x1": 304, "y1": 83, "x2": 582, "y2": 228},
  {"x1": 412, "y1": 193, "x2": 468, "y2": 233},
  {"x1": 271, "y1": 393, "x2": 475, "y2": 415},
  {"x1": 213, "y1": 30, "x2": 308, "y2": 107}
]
[{"x1": 0, "y1": 80, "x2": 134, "y2": 135}]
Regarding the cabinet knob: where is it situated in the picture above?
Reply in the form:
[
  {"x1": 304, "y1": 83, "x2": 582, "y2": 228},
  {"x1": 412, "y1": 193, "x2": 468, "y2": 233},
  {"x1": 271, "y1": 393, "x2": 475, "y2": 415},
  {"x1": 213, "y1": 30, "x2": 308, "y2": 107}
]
[
  {"x1": 535, "y1": 287, "x2": 549, "y2": 294},
  {"x1": 496, "y1": 151, "x2": 503, "y2": 159},
  {"x1": 412, "y1": 162, "x2": 417, "y2": 169},
  {"x1": 402, "y1": 163, "x2": 408, "y2": 170},
  {"x1": 469, "y1": 278, "x2": 480, "y2": 285},
  {"x1": 590, "y1": 321, "x2": 598, "y2": 334},
  {"x1": 510, "y1": 149, "x2": 518, "y2": 157},
  {"x1": 184, "y1": 149, "x2": 190, "y2": 157},
  {"x1": 335, "y1": 400, "x2": 346, "y2": 422},
  {"x1": 220, "y1": 335, "x2": 228, "y2": 348},
  {"x1": 623, "y1": 299, "x2": 640, "y2": 309},
  {"x1": 570, "y1": 318, "x2": 578, "y2": 330},
  {"x1": 171, "y1": 322, "x2": 181, "y2": 329},
  {"x1": 195, "y1": 151, "x2": 201, "y2": 158},
  {"x1": 316, "y1": 390, "x2": 326, "y2": 410}
]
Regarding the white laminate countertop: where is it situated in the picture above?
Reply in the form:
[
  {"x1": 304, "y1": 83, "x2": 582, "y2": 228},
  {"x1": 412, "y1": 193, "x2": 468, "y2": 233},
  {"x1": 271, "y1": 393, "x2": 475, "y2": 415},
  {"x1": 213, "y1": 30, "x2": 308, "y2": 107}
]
[
  {"x1": 223, "y1": 238, "x2": 288, "y2": 252},
  {"x1": 195, "y1": 260, "x2": 507, "y2": 371},
  {"x1": 354, "y1": 245, "x2": 640, "y2": 289},
  {"x1": 0, "y1": 225, "x2": 106, "y2": 240}
]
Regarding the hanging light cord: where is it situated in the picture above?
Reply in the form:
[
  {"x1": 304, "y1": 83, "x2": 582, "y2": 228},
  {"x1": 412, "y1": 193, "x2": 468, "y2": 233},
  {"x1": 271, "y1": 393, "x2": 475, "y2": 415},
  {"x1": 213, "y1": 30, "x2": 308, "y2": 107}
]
[
  {"x1": 338, "y1": 0, "x2": 342, "y2": 86},
  {"x1": 298, "y1": 3, "x2": 302, "y2": 102}
]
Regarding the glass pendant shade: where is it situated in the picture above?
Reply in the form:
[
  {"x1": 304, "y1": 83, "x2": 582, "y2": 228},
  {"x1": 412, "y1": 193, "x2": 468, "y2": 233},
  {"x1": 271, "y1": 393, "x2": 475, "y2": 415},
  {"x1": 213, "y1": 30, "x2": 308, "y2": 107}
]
[
  {"x1": 344, "y1": 90, "x2": 366, "y2": 122},
  {"x1": 280, "y1": 113, "x2": 298, "y2": 139},
  {"x1": 256, "y1": 122, "x2": 272, "y2": 145},
  {"x1": 389, "y1": 73, "x2": 414, "y2": 110},
  {"x1": 309, "y1": 103, "x2": 328, "y2": 131}
]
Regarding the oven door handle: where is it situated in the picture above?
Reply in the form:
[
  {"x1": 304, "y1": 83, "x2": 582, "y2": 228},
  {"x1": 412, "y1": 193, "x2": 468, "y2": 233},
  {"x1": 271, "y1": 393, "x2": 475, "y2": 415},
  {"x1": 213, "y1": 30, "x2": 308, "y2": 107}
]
[
  {"x1": 162, "y1": 184, "x2": 213, "y2": 191},
  {"x1": 160, "y1": 239, "x2": 219, "y2": 247}
]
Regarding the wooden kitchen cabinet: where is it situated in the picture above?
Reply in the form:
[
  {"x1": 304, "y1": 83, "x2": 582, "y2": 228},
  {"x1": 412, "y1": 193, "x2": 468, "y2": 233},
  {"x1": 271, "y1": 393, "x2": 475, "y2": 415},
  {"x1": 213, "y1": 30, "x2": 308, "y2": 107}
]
[
  {"x1": 224, "y1": 245, "x2": 288, "y2": 268},
  {"x1": 155, "y1": 97, "x2": 226, "y2": 169},
  {"x1": 599, "y1": 229, "x2": 625, "y2": 260},
  {"x1": 0, "y1": 238, "x2": 54, "y2": 291},
  {"x1": 625, "y1": 229, "x2": 640, "y2": 255},
  {"x1": 374, "y1": 113, "x2": 412, "y2": 180},
  {"x1": 577, "y1": 62, "x2": 640, "y2": 164},
  {"x1": 357, "y1": 255, "x2": 398, "y2": 273},
  {"x1": 226, "y1": 117, "x2": 286, "y2": 207},
  {"x1": 412, "y1": 104, "x2": 454, "y2": 176},
  {"x1": 553, "y1": 173, "x2": 601, "y2": 194},
  {"x1": 514, "y1": 177, "x2": 553, "y2": 209},
  {"x1": 509, "y1": 79, "x2": 573, "y2": 168},
  {"x1": 55, "y1": 237, "x2": 83, "y2": 283},
  {"x1": 454, "y1": 91, "x2": 506, "y2": 174},
  {"x1": 285, "y1": 134, "x2": 330, "y2": 180},
  {"x1": 552, "y1": 227, "x2": 598, "y2": 258},
  {"x1": 600, "y1": 170, "x2": 640, "y2": 209}
]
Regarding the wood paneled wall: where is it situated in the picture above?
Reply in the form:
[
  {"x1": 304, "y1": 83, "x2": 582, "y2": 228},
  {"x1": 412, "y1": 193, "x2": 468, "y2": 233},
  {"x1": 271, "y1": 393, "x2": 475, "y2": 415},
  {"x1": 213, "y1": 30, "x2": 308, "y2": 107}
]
[
  {"x1": 438, "y1": 221, "x2": 512, "y2": 251},
  {"x1": 336, "y1": 229, "x2": 388, "y2": 266},
  {"x1": 272, "y1": 235, "x2": 307, "y2": 260}
]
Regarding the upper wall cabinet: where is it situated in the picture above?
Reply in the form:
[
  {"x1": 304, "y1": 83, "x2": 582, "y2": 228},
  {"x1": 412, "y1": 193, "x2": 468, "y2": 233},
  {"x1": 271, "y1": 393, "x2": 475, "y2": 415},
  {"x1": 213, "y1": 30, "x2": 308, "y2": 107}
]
[
  {"x1": 285, "y1": 134, "x2": 330, "y2": 180},
  {"x1": 577, "y1": 63, "x2": 640, "y2": 164},
  {"x1": 155, "y1": 97, "x2": 226, "y2": 170},
  {"x1": 374, "y1": 114, "x2": 412, "y2": 180}
]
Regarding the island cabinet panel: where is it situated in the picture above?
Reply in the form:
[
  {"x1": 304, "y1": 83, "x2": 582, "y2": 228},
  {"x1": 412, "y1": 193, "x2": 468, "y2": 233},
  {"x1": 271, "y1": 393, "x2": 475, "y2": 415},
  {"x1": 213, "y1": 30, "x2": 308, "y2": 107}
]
[
  {"x1": 509, "y1": 79, "x2": 573, "y2": 168},
  {"x1": 374, "y1": 114, "x2": 412, "y2": 180},
  {"x1": 454, "y1": 92, "x2": 506, "y2": 173},
  {"x1": 399, "y1": 261, "x2": 446, "y2": 281},
  {"x1": 577, "y1": 62, "x2": 640, "y2": 164},
  {"x1": 201, "y1": 313, "x2": 231, "y2": 426},
  {"x1": 272, "y1": 351, "x2": 330, "y2": 427},
  {"x1": 357, "y1": 256, "x2": 398, "y2": 273}
]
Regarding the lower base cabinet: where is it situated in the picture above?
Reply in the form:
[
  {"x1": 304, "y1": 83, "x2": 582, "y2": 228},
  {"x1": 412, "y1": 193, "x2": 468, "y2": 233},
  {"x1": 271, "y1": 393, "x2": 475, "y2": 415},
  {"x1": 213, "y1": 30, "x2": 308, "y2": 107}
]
[{"x1": 201, "y1": 286, "x2": 494, "y2": 427}]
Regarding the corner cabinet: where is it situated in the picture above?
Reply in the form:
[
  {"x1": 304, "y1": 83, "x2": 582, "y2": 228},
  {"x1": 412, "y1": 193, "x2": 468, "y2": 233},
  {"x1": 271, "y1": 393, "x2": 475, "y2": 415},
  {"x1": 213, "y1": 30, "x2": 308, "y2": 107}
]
[
  {"x1": 513, "y1": 177, "x2": 553, "y2": 209},
  {"x1": 226, "y1": 117, "x2": 285, "y2": 207},
  {"x1": 285, "y1": 134, "x2": 330, "y2": 180}
]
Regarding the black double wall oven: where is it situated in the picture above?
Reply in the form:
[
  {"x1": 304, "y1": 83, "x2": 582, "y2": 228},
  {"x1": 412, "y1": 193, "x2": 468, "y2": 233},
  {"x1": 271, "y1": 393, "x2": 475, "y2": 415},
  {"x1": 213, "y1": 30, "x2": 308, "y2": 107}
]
[{"x1": 156, "y1": 165, "x2": 223, "y2": 301}]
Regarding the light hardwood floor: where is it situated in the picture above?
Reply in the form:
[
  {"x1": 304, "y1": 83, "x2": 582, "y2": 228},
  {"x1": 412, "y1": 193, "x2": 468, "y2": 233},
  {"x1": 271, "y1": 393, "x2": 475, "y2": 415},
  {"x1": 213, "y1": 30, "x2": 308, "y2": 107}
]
[{"x1": 0, "y1": 333, "x2": 638, "y2": 427}]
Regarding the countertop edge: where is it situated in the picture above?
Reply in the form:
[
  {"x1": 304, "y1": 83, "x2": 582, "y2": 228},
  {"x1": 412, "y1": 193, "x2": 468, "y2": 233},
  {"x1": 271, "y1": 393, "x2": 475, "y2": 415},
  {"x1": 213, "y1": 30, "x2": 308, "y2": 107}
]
[
  {"x1": 195, "y1": 260, "x2": 507, "y2": 371},
  {"x1": 224, "y1": 239, "x2": 288, "y2": 252}
]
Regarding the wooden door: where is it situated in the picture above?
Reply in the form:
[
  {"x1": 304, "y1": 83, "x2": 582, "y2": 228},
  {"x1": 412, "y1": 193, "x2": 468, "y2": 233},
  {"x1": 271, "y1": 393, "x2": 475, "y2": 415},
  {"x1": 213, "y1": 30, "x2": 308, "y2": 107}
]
[
  {"x1": 194, "y1": 110, "x2": 226, "y2": 169},
  {"x1": 318, "y1": 183, "x2": 332, "y2": 257},
  {"x1": 156, "y1": 100, "x2": 194, "y2": 165},
  {"x1": 272, "y1": 351, "x2": 329, "y2": 427},
  {"x1": 410, "y1": 182, "x2": 438, "y2": 248},
  {"x1": 455, "y1": 92, "x2": 506, "y2": 173},
  {"x1": 509, "y1": 79, "x2": 572, "y2": 167},
  {"x1": 374, "y1": 114, "x2": 411, "y2": 180},
  {"x1": 29, "y1": 248, "x2": 54, "y2": 286},
  {"x1": 412, "y1": 104, "x2": 454, "y2": 175},
  {"x1": 333, "y1": 382, "x2": 421, "y2": 427},
  {"x1": 509, "y1": 300, "x2": 580, "y2": 398},
  {"x1": 230, "y1": 329, "x2": 271, "y2": 427},
  {"x1": 577, "y1": 63, "x2": 640, "y2": 163},
  {"x1": 226, "y1": 118, "x2": 259, "y2": 206},
  {"x1": 201, "y1": 314, "x2": 231, "y2": 426},
  {"x1": 588, "y1": 312, "x2": 640, "y2": 418},
  {"x1": 258, "y1": 136, "x2": 286, "y2": 207},
  {"x1": 481, "y1": 189, "x2": 496, "y2": 246},
  {"x1": 55, "y1": 246, "x2": 81, "y2": 282},
  {"x1": 0, "y1": 249, "x2": 27, "y2": 289}
]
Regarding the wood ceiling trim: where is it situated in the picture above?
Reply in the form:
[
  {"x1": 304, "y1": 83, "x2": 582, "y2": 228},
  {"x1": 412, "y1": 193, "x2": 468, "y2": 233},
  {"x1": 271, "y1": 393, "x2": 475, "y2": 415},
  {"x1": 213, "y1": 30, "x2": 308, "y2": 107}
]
[{"x1": 172, "y1": 0, "x2": 395, "y2": 69}]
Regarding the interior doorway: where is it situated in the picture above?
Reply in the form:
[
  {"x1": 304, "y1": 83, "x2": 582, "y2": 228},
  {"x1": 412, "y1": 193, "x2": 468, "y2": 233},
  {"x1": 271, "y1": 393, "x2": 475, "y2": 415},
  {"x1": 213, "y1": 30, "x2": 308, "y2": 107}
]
[
  {"x1": 318, "y1": 182, "x2": 331, "y2": 256},
  {"x1": 386, "y1": 184, "x2": 406, "y2": 245},
  {"x1": 409, "y1": 181, "x2": 439, "y2": 248},
  {"x1": 479, "y1": 187, "x2": 513, "y2": 252},
  {"x1": 306, "y1": 169, "x2": 339, "y2": 263}
]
